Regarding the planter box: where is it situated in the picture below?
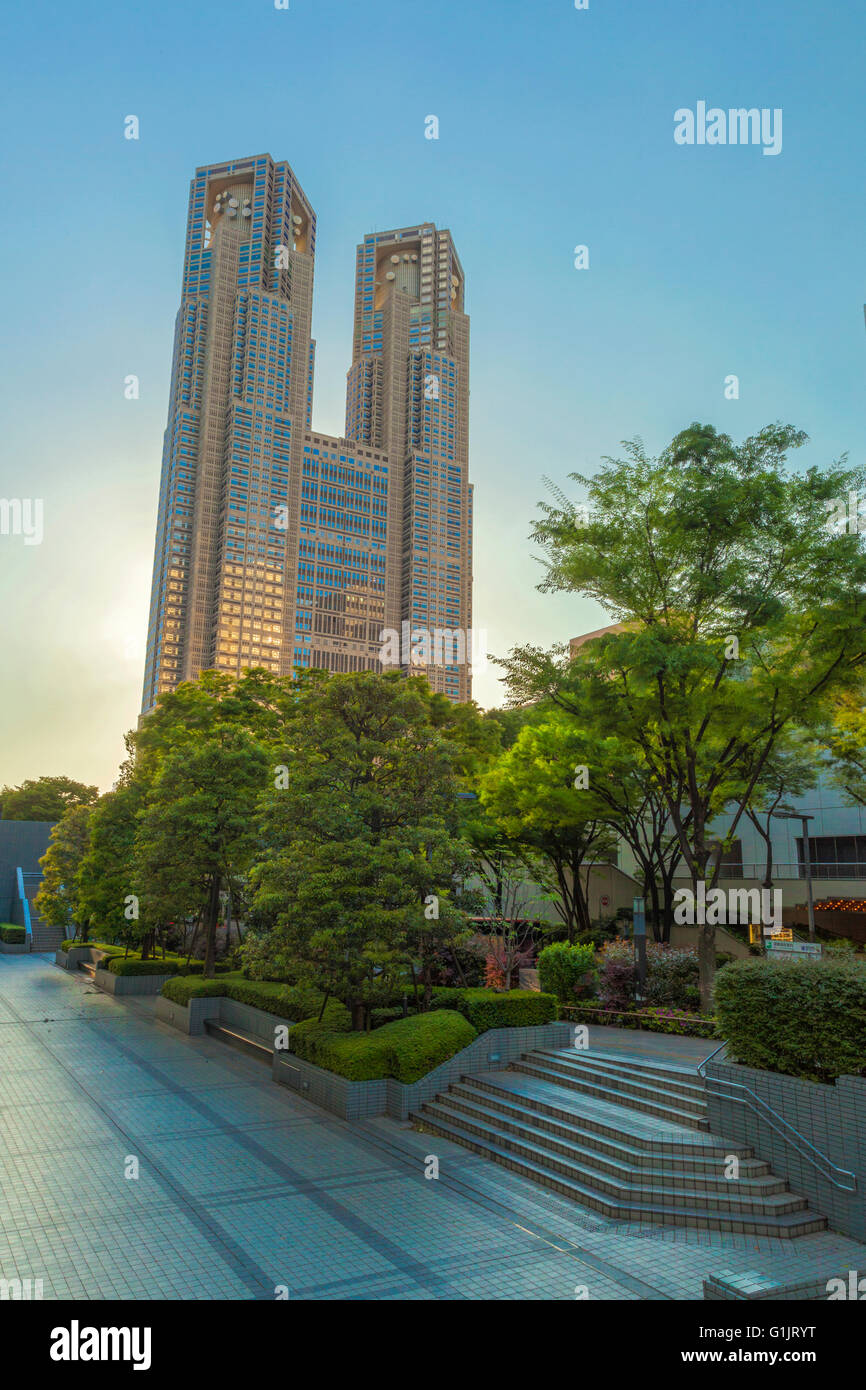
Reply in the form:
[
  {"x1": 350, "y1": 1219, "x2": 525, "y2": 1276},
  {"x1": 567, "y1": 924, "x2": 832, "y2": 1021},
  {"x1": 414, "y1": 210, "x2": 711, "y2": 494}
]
[
  {"x1": 92, "y1": 967, "x2": 177, "y2": 996},
  {"x1": 0, "y1": 940, "x2": 29, "y2": 954},
  {"x1": 57, "y1": 946, "x2": 113, "y2": 971},
  {"x1": 155, "y1": 993, "x2": 289, "y2": 1043},
  {"x1": 705, "y1": 1057, "x2": 866, "y2": 1241},
  {"x1": 155, "y1": 994, "x2": 224, "y2": 1035},
  {"x1": 703, "y1": 1268, "x2": 843, "y2": 1301},
  {"x1": 273, "y1": 1020, "x2": 573, "y2": 1121}
]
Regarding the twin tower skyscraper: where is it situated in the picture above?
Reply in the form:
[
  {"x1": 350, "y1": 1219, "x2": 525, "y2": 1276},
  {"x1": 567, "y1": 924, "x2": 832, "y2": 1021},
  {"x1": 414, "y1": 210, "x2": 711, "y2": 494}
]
[{"x1": 142, "y1": 153, "x2": 473, "y2": 714}]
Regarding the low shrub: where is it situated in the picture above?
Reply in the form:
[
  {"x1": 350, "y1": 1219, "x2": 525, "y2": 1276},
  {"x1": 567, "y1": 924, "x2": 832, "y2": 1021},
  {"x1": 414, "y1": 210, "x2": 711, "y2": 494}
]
[
  {"x1": 598, "y1": 939, "x2": 702, "y2": 1011},
  {"x1": 431, "y1": 987, "x2": 557, "y2": 1030},
  {"x1": 160, "y1": 972, "x2": 325, "y2": 1020},
  {"x1": 370, "y1": 1005, "x2": 420, "y2": 1029},
  {"x1": 161, "y1": 975, "x2": 232, "y2": 1006},
  {"x1": 560, "y1": 1002, "x2": 718, "y2": 1039},
  {"x1": 61, "y1": 940, "x2": 125, "y2": 956},
  {"x1": 714, "y1": 957, "x2": 866, "y2": 1083},
  {"x1": 597, "y1": 940, "x2": 637, "y2": 1009},
  {"x1": 642, "y1": 947, "x2": 700, "y2": 1011},
  {"x1": 537, "y1": 942, "x2": 597, "y2": 1003},
  {"x1": 107, "y1": 956, "x2": 187, "y2": 977},
  {"x1": 0, "y1": 925, "x2": 26, "y2": 944},
  {"x1": 288, "y1": 1007, "x2": 476, "y2": 1082}
]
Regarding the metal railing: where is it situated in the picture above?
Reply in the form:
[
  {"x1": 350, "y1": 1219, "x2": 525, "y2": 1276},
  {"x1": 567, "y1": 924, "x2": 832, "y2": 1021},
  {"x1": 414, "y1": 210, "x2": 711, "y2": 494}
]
[
  {"x1": 674, "y1": 862, "x2": 866, "y2": 880},
  {"x1": 15, "y1": 867, "x2": 32, "y2": 938},
  {"x1": 698, "y1": 1042, "x2": 857, "y2": 1193}
]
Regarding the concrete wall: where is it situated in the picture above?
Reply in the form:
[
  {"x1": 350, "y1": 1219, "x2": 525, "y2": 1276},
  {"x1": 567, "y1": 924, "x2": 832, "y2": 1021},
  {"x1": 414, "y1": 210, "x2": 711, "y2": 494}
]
[
  {"x1": 273, "y1": 1020, "x2": 573, "y2": 1121},
  {"x1": 0, "y1": 821, "x2": 54, "y2": 920},
  {"x1": 705, "y1": 1058, "x2": 866, "y2": 1241},
  {"x1": 92, "y1": 967, "x2": 177, "y2": 996},
  {"x1": 669, "y1": 922, "x2": 751, "y2": 959},
  {"x1": 703, "y1": 1270, "x2": 842, "y2": 1301},
  {"x1": 156, "y1": 993, "x2": 570, "y2": 1122}
]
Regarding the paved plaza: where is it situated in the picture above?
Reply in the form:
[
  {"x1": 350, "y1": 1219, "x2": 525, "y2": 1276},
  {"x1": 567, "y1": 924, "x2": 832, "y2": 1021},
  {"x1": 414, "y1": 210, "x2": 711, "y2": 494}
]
[{"x1": 1, "y1": 953, "x2": 863, "y2": 1301}]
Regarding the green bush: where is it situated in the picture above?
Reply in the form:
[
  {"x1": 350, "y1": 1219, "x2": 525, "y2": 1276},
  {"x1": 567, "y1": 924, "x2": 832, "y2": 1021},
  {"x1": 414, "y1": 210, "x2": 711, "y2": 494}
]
[
  {"x1": 94, "y1": 949, "x2": 233, "y2": 977},
  {"x1": 159, "y1": 972, "x2": 325, "y2": 1021},
  {"x1": 161, "y1": 975, "x2": 232, "y2": 1006},
  {"x1": 0, "y1": 925, "x2": 26, "y2": 944},
  {"x1": 288, "y1": 1007, "x2": 476, "y2": 1082},
  {"x1": 715, "y1": 957, "x2": 866, "y2": 1083},
  {"x1": 537, "y1": 942, "x2": 597, "y2": 1003},
  {"x1": 431, "y1": 987, "x2": 557, "y2": 1030},
  {"x1": 61, "y1": 940, "x2": 125, "y2": 956},
  {"x1": 643, "y1": 947, "x2": 701, "y2": 1011},
  {"x1": 106, "y1": 956, "x2": 188, "y2": 977}
]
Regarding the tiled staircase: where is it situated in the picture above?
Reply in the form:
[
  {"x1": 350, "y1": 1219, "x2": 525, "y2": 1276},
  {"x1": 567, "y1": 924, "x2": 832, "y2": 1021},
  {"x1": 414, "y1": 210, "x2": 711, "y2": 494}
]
[
  {"x1": 413, "y1": 1047, "x2": 827, "y2": 1238},
  {"x1": 30, "y1": 922, "x2": 65, "y2": 953}
]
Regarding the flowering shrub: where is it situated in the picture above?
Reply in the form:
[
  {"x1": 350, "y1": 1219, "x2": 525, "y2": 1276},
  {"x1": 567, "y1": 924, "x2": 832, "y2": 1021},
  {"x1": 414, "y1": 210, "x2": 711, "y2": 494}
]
[
  {"x1": 597, "y1": 939, "x2": 700, "y2": 1011},
  {"x1": 597, "y1": 939, "x2": 637, "y2": 1008},
  {"x1": 643, "y1": 947, "x2": 700, "y2": 1011}
]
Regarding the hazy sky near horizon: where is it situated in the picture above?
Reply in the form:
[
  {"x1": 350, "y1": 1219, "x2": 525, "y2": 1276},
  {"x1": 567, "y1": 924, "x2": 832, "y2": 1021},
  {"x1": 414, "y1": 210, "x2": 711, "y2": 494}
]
[{"x1": 1, "y1": 0, "x2": 864, "y2": 792}]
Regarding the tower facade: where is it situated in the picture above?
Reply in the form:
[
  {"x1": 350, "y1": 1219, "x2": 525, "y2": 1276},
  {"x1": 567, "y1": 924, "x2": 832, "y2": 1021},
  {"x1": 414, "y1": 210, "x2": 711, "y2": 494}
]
[
  {"x1": 345, "y1": 224, "x2": 473, "y2": 702},
  {"x1": 142, "y1": 157, "x2": 472, "y2": 714}
]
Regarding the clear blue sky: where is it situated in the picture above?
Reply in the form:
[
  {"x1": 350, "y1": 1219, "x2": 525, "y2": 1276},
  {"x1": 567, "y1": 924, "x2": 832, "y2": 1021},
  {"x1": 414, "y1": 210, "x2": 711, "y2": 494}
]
[{"x1": 1, "y1": 0, "x2": 864, "y2": 789}]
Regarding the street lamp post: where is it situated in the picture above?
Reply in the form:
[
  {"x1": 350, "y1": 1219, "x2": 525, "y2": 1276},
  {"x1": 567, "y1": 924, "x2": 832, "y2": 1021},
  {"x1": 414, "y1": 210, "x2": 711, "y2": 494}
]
[{"x1": 767, "y1": 810, "x2": 816, "y2": 943}]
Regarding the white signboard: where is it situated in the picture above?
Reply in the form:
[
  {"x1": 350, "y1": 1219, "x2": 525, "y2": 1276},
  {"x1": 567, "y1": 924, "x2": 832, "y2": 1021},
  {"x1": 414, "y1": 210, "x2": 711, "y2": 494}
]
[{"x1": 765, "y1": 939, "x2": 822, "y2": 958}]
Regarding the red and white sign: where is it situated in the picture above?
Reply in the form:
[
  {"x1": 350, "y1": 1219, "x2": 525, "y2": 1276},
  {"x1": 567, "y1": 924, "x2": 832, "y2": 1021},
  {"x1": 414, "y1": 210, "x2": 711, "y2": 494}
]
[{"x1": 600, "y1": 895, "x2": 611, "y2": 908}]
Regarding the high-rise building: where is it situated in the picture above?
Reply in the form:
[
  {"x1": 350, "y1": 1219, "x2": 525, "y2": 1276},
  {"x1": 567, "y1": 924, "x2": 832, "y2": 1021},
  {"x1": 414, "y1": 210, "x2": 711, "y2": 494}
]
[{"x1": 142, "y1": 155, "x2": 473, "y2": 713}]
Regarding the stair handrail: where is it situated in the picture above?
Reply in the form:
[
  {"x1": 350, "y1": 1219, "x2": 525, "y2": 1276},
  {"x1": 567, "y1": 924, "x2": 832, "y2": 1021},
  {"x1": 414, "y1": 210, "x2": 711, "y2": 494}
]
[
  {"x1": 16, "y1": 867, "x2": 32, "y2": 938},
  {"x1": 698, "y1": 1043, "x2": 857, "y2": 1194}
]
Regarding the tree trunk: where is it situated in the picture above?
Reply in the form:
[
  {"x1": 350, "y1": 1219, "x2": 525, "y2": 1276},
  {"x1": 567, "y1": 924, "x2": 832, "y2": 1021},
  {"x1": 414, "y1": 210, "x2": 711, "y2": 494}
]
[
  {"x1": 648, "y1": 876, "x2": 662, "y2": 943},
  {"x1": 202, "y1": 874, "x2": 221, "y2": 979},
  {"x1": 351, "y1": 1002, "x2": 366, "y2": 1031}
]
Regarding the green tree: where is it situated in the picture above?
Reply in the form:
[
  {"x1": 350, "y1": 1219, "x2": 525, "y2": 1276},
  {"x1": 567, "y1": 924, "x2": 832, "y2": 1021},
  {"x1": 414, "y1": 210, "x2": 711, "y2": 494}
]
[
  {"x1": 76, "y1": 779, "x2": 144, "y2": 945},
  {"x1": 250, "y1": 671, "x2": 472, "y2": 1026},
  {"x1": 824, "y1": 685, "x2": 866, "y2": 809},
  {"x1": 479, "y1": 712, "x2": 617, "y2": 941},
  {"x1": 1, "y1": 775, "x2": 98, "y2": 822},
  {"x1": 34, "y1": 804, "x2": 92, "y2": 932},
  {"x1": 503, "y1": 423, "x2": 866, "y2": 1007},
  {"x1": 134, "y1": 725, "x2": 269, "y2": 975}
]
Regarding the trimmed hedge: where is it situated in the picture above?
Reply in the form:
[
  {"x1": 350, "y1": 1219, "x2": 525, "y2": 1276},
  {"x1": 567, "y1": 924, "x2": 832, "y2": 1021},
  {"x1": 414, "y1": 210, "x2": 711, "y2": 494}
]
[
  {"x1": 431, "y1": 987, "x2": 557, "y2": 1031},
  {"x1": 61, "y1": 941, "x2": 125, "y2": 956},
  {"x1": 160, "y1": 972, "x2": 324, "y2": 1021},
  {"x1": 0, "y1": 926, "x2": 26, "y2": 944},
  {"x1": 107, "y1": 956, "x2": 186, "y2": 977},
  {"x1": 105, "y1": 955, "x2": 233, "y2": 978},
  {"x1": 288, "y1": 1007, "x2": 477, "y2": 1082},
  {"x1": 162, "y1": 975, "x2": 231, "y2": 1006},
  {"x1": 714, "y1": 957, "x2": 866, "y2": 1084}
]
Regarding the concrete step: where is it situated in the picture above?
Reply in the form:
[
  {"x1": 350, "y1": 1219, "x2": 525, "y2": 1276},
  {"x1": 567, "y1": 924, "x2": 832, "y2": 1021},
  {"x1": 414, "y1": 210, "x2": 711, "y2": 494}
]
[
  {"x1": 459, "y1": 1075, "x2": 762, "y2": 1168},
  {"x1": 529, "y1": 1049, "x2": 709, "y2": 1112},
  {"x1": 538, "y1": 1048, "x2": 708, "y2": 1098},
  {"x1": 415, "y1": 1111, "x2": 826, "y2": 1237},
  {"x1": 419, "y1": 1098, "x2": 801, "y2": 1215},
  {"x1": 512, "y1": 1055, "x2": 710, "y2": 1131},
  {"x1": 203, "y1": 1019, "x2": 271, "y2": 1065},
  {"x1": 30, "y1": 926, "x2": 64, "y2": 952},
  {"x1": 443, "y1": 1082, "x2": 780, "y2": 1191}
]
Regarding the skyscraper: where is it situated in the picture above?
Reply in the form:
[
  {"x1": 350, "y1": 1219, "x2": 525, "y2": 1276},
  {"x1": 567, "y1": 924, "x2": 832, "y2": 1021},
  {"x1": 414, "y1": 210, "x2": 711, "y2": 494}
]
[{"x1": 141, "y1": 155, "x2": 473, "y2": 714}]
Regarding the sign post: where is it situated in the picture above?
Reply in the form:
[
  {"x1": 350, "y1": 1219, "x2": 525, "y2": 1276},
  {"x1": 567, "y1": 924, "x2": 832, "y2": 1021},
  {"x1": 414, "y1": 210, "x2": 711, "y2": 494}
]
[{"x1": 633, "y1": 896, "x2": 647, "y2": 1000}]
